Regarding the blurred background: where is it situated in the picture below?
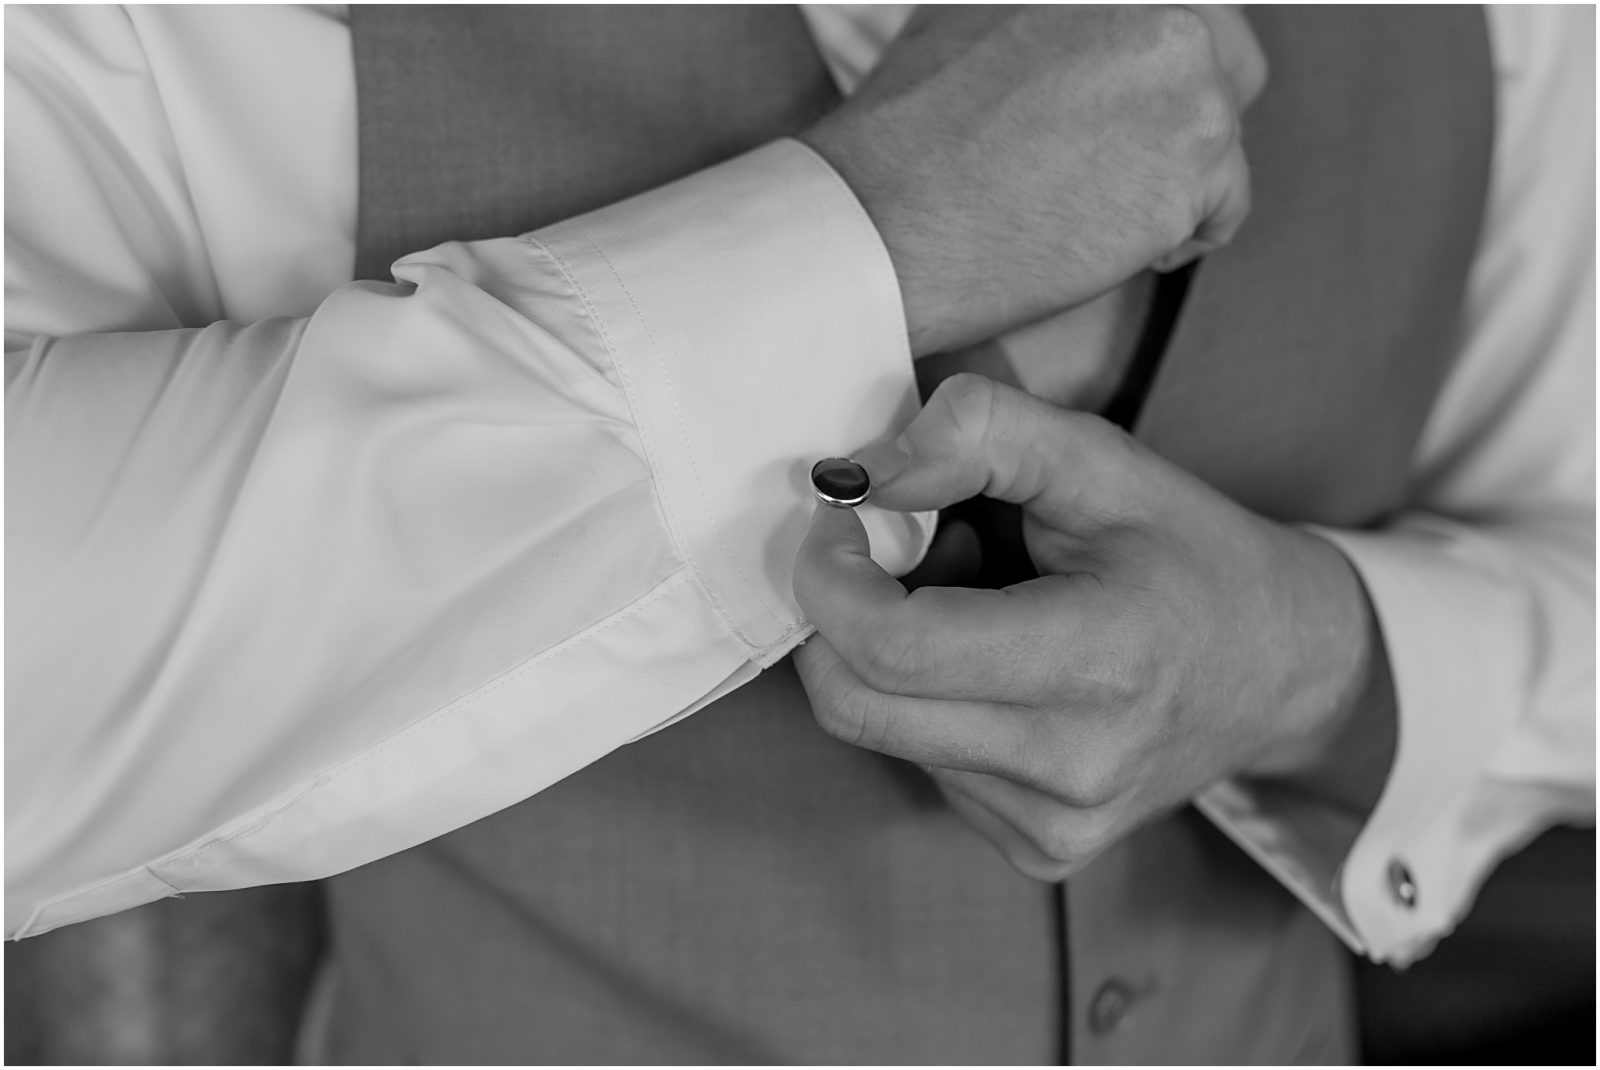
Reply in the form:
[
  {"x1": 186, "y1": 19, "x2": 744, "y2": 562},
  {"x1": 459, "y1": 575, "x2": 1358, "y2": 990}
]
[{"x1": 5, "y1": 825, "x2": 1592, "y2": 1065}]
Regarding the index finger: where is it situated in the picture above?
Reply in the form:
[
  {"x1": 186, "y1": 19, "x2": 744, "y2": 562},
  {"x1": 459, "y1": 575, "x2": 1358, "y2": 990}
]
[{"x1": 793, "y1": 502, "x2": 1085, "y2": 702}]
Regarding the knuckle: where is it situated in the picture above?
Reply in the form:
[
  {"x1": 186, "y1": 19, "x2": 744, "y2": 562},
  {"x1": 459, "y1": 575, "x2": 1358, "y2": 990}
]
[
  {"x1": 1013, "y1": 718, "x2": 1073, "y2": 794},
  {"x1": 1011, "y1": 850, "x2": 1078, "y2": 884},
  {"x1": 1059, "y1": 410, "x2": 1143, "y2": 485},
  {"x1": 1161, "y1": 63, "x2": 1243, "y2": 173},
  {"x1": 812, "y1": 698, "x2": 864, "y2": 747},
  {"x1": 1031, "y1": 808, "x2": 1120, "y2": 871},
  {"x1": 811, "y1": 685, "x2": 885, "y2": 752},
  {"x1": 933, "y1": 373, "x2": 998, "y2": 446},
  {"x1": 1143, "y1": 8, "x2": 1217, "y2": 94},
  {"x1": 1215, "y1": 11, "x2": 1270, "y2": 105},
  {"x1": 806, "y1": 662, "x2": 867, "y2": 747},
  {"x1": 854, "y1": 619, "x2": 927, "y2": 693},
  {"x1": 1060, "y1": 408, "x2": 1120, "y2": 449},
  {"x1": 1151, "y1": 195, "x2": 1197, "y2": 254},
  {"x1": 1034, "y1": 817, "x2": 1087, "y2": 865},
  {"x1": 804, "y1": 647, "x2": 899, "y2": 752},
  {"x1": 1011, "y1": 739, "x2": 1054, "y2": 796},
  {"x1": 1057, "y1": 753, "x2": 1122, "y2": 810},
  {"x1": 1207, "y1": 154, "x2": 1252, "y2": 239},
  {"x1": 1161, "y1": 90, "x2": 1238, "y2": 197},
  {"x1": 1189, "y1": 85, "x2": 1240, "y2": 149},
  {"x1": 1149, "y1": 5, "x2": 1210, "y2": 53},
  {"x1": 1080, "y1": 806, "x2": 1123, "y2": 853}
]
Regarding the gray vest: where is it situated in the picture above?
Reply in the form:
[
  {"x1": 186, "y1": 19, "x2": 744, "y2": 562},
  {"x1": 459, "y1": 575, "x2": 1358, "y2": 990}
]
[{"x1": 325, "y1": 7, "x2": 1492, "y2": 1063}]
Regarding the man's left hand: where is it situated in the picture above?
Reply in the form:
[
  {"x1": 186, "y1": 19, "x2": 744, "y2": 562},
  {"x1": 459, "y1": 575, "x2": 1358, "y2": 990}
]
[{"x1": 793, "y1": 374, "x2": 1391, "y2": 880}]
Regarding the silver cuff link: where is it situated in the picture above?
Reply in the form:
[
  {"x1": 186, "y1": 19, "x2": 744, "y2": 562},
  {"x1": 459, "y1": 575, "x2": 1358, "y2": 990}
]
[{"x1": 811, "y1": 457, "x2": 871, "y2": 507}]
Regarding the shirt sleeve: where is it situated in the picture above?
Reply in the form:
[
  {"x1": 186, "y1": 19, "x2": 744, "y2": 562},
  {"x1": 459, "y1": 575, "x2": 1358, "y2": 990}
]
[
  {"x1": 5, "y1": 9, "x2": 931, "y2": 939},
  {"x1": 1195, "y1": 4, "x2": 1595, "y2": 965}
]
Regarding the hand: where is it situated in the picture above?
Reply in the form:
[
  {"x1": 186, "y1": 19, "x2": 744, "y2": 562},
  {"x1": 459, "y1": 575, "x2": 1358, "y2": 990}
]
[
  {"x1": 791, "y1": 375, "x2": 1394, "y2": 881},
  {"x1": 800, "y1": 6, "x2": 1267, "y2": 357}
]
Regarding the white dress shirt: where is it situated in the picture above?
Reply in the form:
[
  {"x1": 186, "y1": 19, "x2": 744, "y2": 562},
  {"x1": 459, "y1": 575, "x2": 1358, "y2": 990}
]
[{"x1": 5, "y1": 4, "x2": 1592, "y2": 967}]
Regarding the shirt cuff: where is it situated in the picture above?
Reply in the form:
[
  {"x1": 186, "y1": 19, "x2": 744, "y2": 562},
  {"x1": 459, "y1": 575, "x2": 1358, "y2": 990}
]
[
  {"x1": 1310, "y1": 520, "x2": 1528, "y2": 964},
  {"x1": 531, "y1": 138, "x2": 935, "y2": 664},
  {"x1": 1199, "y1": 519, "x2": 1533, "y2": 965}
]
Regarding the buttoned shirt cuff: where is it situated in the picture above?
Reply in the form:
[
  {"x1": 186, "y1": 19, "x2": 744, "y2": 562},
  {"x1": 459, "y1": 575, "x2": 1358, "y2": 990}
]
[
  {"x1": 532, "y1": 138, "x2": 935, "y2": 663},
  {"x1": 1199, "y1": 519, "x2": 1536, "y2": 966}
]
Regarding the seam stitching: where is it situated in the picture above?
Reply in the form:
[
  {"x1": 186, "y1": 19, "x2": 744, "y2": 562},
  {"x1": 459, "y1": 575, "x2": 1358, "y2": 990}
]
[
  {"x1": 522, "y1": 234, "x2": 763, "y2": 652},
  {"x1": 580, "y1": 235, "x2": 788, "y2": 633}
]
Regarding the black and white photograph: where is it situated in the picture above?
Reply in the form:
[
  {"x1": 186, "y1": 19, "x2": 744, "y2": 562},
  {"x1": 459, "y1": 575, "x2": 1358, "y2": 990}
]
[{"x1": 3, "y1": 4, "x2": 1595, "y2": 1065}]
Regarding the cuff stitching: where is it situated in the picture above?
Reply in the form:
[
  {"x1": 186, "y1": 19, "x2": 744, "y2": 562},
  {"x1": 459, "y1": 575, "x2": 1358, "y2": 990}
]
[
  {"x1": 579, "y1": 235, "x2": 790, "y2": 635},
  {"x1": 520, "y1": 233, "x2": 769, "y2": 654}
]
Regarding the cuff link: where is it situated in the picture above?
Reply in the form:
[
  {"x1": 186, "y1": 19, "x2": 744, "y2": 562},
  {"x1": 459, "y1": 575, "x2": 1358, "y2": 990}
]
[
  {"x1": 1387, "y1": 858, "x2": 1418, "y2": 909},
  {"x1": 811, "y1": 457, "x2": 871, "y2": 507}
]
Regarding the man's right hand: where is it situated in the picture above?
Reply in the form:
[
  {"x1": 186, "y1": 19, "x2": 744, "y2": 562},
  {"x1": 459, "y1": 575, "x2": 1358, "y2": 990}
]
[{"x1": 800, "y1": 5, "x2": 1267, "y2": 357}]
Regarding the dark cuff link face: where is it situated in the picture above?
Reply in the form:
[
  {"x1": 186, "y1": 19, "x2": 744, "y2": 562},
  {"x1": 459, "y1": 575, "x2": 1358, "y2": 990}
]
[{"x1": 811, "y1": 457, "x2": 871, "y2": 507}]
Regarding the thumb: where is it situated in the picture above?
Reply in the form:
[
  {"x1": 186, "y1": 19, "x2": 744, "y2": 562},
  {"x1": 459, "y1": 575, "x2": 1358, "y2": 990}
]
[
  {"x1": 792, "y1": 499, "x2": 911, "y2": 642},
  {"x1": 856, "y1": 373, "x2": 1142, "y2": 528}
]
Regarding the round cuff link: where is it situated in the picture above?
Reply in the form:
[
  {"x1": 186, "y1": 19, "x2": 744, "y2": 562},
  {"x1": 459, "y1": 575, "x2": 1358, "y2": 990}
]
[{"x1": 810, "y1": 457, "x2": 871, "y2": 507}]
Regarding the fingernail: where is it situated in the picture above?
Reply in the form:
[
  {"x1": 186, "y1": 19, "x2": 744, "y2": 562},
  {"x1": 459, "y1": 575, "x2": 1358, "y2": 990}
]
[{"x1": 856, "y1": 437, "x2": 911, "y2": 486}]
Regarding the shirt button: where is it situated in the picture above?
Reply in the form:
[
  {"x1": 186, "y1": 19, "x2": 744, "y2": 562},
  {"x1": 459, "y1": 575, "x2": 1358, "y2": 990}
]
[
  {"x1": 1388, "y1": 858, "x2": 1418, "y2": 908},
  {"x1": 1088, "y1": 979, "x2": 1137, "y2": 1036}
]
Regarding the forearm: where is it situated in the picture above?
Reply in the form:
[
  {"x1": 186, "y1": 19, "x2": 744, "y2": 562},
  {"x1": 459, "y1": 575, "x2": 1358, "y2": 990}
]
[{"x1": 7, "y1": 142, "x2": 931, "y2": 938}]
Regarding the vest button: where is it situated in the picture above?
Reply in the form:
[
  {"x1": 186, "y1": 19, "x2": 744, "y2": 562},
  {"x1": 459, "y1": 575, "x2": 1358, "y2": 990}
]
[
  {"x1": 1388, "y1": 858, "x2": 1418, "y2": 908},
  {"x1": 1088, "y1": 979, "x2": 1137, "y2": 1036}
]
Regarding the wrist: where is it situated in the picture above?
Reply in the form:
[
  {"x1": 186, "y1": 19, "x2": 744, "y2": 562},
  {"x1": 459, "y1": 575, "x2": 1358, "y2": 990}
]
[
  {"x1": 1250, "y1": 527, "x2": 1399, "y2": 815},
  {"x1": 798, "y1": 122, "x2": 970, "y2": 358}
]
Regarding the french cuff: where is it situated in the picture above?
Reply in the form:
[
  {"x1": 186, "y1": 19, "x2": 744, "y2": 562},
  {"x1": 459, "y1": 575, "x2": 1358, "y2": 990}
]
[
  {"x1": 1198, "y1": 519, "x2": 1531, "y2": 965},
  {"x1": 530, "y1": 138, "x2": 934, "y2": 666},
  {"x1": 1301, "y1": 520, "x2": 1527, "y2": 964},
  {"x1": 1195, "y1": 777, "x2": 1366, "y2": 959}
]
